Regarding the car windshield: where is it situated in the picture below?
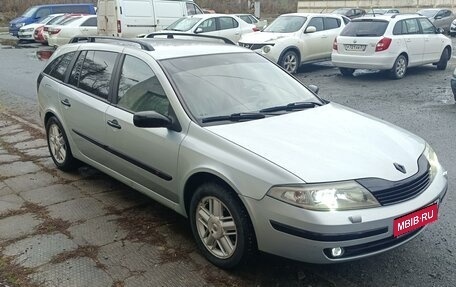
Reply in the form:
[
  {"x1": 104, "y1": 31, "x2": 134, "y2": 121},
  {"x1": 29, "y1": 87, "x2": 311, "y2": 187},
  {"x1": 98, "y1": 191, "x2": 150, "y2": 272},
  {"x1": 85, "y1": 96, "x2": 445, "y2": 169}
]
[
  {"x1": 160, "y1": 52, "x2": 321, "y2": 124},
  {"x1": 418, "y1": 9, "x2": 438, "y2": 18},
  {"x1": 263, "y1": 16, "x2": 307, "y2": 33},
  {"x1": 22, "y1": 7, "x2": 38, "y2": 18},
  {"x1": 166, "y1": 17, "x2": 201, "y2": 32},
  {"x1": 341, "y1": 19, "x2": 388, "y2": 36},
  {"x1": 38, "y1": 14, "x2": 55, "y2": 24}
]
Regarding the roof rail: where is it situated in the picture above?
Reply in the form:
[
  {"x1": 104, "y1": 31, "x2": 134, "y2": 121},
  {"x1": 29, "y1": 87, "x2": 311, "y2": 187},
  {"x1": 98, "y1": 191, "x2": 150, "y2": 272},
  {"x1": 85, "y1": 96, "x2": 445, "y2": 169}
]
[
  {"x1": 69, "y1": 36, "x2": 155, "y2": 51},
  {"x1": 391, "y1": 13, "x2": 419, "y2": 18},
  {"x1": 142, "y1": 32, "x2": 235, "y2": 45}
]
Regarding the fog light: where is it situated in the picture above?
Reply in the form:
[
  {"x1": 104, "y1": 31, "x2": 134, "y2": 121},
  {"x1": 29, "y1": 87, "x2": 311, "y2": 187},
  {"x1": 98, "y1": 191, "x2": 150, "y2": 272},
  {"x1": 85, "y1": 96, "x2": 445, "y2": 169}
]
[{"x1": 331, "y1": 247, "x2": 344, "y2": 257}]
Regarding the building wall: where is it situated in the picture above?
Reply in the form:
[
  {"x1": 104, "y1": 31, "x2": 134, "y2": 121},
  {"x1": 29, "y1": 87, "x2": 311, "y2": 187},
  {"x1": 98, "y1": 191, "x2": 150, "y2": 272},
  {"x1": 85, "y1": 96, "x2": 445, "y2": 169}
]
[{"x1": 297, "y1": 0, "x2": 456, "y2": 13}]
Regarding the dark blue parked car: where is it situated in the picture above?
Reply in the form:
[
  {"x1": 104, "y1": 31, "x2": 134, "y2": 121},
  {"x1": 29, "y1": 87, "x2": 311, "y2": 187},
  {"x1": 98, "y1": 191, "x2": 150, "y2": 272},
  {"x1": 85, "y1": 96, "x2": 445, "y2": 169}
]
[{"x1": 9, "y1": 3, "x2": 96, "y2": 37}]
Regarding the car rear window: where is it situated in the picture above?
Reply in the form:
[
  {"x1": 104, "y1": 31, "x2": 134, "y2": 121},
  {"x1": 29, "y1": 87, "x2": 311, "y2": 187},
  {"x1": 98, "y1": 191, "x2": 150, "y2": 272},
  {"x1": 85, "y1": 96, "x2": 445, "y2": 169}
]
[{"x1": 340, "y1": 19, "x2": 388, "y2": 36}]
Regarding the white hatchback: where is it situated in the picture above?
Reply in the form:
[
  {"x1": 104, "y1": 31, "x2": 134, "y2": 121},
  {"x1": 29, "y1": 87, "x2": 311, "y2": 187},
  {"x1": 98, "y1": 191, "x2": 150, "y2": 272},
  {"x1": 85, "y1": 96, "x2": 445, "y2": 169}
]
[
  {"x1": 238, "y1": 13, "x2": 349, "y2": 73},
  {"x1": 332, "y1": 14, "x2": 452, "y2": 79},
  {"x1": 47, "y1": 15, "x2": 97, "y2": 47}
]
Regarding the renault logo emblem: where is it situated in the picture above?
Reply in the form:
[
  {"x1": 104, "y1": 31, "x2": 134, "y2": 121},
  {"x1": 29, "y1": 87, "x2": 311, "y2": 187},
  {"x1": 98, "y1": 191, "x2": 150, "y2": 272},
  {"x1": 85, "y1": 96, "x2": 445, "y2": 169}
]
[{"x1": 394, "y1": 163, "x2": 406, "y2": 174}]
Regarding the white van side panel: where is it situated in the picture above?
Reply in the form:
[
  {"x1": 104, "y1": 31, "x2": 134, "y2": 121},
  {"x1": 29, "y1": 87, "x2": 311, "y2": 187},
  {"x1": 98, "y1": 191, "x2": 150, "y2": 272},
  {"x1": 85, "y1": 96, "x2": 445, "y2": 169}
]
[
  {"x1": 154, "y1": 1, "x2": 185, "y2": 30},
  {"x1": 120, "y1": 0, "x2": 156, "y2": 37}
]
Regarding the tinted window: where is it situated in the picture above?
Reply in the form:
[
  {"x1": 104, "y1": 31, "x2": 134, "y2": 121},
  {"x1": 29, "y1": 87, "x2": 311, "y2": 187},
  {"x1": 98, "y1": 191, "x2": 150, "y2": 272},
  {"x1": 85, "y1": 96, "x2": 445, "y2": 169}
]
[
  {"x1": 418, "y1": 18, "x2": 436, "y2": 34},
  {"x1": 53, "y1": 6, "x2": 91, "y2": 14},
  {"x1": 69, "y1": 51, "x2": 87, "y2": 87},
  {"x1": 81, "y1": 17, "x2": 97, "y2": 27},
  {"x1": 198, "y1": 18, "x2": 216, "y2": 32},
  {"x1": 43, "y1": 55, "x2": 63, "y2": 75},
  {"x1": 324, "y1": 17, "x2": 341, "y2": 30},
  {"x1": 35, "y1": 8, "x2": 51, "y2": 19},
  {"x1": 219, "y1": 17, "x2": 238, "y2": 30},
  {"x1": 46, "y1": 52, "x2": 75, "y2": 81},
  {"x1": 308, "y1": 17, "x2": 324, "y2": 31},
  {"x1": 444, "y1": 10, "x2": 452, "y2": 17},
  {"x1": 117, "y1": 56, "x2": 169, "y2": 115},
  {"x1": 78, "y1": 51, "x2": 117, "y2": 100},
  {"x1": 341, "y1": 20, "x2": 388, "y2": 36}
]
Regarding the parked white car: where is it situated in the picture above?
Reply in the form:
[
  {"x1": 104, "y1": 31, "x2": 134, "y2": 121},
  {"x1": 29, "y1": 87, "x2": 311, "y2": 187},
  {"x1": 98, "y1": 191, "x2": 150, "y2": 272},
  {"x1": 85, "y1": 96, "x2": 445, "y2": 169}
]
[
  {"x1": 43, "y1": 14, "x2": 85, "y2": 45},
  {"x1": 18, "y1": 13, "x2": 64, "y2": 41},
  {"x1": 162, "y1": 14, "x2": 257, "y2": 43},
  {"x1": 332, "y1": 14, "x2": 452, "y2": 79},
  {"x1": 48, "y1": 15, "x2": 97, "y2": 47},
  {"x1": 238, "y1": 13, "x2": 349, "y2": 73}
]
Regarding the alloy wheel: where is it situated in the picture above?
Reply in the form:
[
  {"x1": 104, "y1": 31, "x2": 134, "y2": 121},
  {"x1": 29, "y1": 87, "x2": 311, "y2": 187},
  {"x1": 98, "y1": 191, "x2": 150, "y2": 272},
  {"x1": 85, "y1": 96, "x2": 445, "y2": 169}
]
[{"x1": 48, "y1": 123, "x2": 67, "y2": 164}]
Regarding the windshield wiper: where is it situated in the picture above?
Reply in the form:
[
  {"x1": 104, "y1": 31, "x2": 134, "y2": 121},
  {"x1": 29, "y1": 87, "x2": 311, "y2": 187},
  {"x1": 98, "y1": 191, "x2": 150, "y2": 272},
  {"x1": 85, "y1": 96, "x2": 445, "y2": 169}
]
[
  {"x1": 202, "y1": 112, "x2": 265, "y2": 123},
  {"x1": 259, "y1": 101, "x2": 321, "y2": 113}
]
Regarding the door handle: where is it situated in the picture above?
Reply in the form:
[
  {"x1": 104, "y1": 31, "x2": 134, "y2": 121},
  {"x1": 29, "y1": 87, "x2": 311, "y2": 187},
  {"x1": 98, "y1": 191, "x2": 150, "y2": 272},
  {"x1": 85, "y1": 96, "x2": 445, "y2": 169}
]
[
  {"x1": 61, "y1": 99, "x2": 71, "y2": 107},
  {"x1": 107, "y1": 119, "x2": 122, "y2": 129}
]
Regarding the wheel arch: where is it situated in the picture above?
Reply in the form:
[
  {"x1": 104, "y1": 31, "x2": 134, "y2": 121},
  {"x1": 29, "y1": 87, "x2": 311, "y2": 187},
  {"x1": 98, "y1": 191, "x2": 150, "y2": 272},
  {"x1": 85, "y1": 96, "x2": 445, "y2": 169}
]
[
  {"x1": 278, "y1": 46, "x2": 301, "y2": 65},
  {"x1": 444, "y1": 45, "x2": 452, "y2": 60}
]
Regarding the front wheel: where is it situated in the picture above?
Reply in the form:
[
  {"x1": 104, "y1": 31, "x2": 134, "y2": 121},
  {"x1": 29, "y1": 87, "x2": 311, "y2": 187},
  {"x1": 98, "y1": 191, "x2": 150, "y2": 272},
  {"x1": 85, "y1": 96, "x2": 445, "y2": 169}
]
[
  {"x1": 46, "y1": 116, "x2": 79, "y2": 171},
  {"x1": 389, "y1": 55, "x2": 408, "y2": 79},
  {"x1": 280, "y1": 50, "x2": 299, "y2": 74},
  {"x1": 189, "y1": 182, "x2": 256, "y2": 269},
  {"x1": 436, "y1": 48, "x2": 449, "y2": 70}
]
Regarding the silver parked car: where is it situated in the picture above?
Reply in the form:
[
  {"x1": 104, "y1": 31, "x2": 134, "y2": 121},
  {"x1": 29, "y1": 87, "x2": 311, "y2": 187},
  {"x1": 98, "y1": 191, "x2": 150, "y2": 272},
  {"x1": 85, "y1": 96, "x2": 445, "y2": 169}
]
[
  {"x1": 418, "y1": 8, "x2": 456, "y2": 32},
  {"x1": 37, "y1": 34, "x2": 448, "y2": 269}
]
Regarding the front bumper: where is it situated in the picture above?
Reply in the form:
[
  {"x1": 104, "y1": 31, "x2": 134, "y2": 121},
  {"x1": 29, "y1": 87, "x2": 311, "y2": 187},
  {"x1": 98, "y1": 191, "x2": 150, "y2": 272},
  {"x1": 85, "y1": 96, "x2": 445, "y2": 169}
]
[
  {"x1": 18, "y1": 30, "x2": 34, "y2": 40},
  {"x1": 332, "y1": 52, "x2": 396, "y2": 70},
  {"x1": 242, "y1": 168, "x2": 448, "y2": 264}
]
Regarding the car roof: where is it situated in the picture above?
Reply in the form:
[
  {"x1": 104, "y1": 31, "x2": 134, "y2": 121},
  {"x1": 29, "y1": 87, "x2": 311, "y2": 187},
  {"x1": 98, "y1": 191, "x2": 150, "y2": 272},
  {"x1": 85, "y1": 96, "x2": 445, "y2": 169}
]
[
  {"x1": 355, "y1": 14, "x2": 424, "y2": 21},
  {"x1": 188, "y1": 13, "x2": 238, "y2": 19},
  {"x1": 61, "y1": 37, "x2": 252, "y2": 61}
]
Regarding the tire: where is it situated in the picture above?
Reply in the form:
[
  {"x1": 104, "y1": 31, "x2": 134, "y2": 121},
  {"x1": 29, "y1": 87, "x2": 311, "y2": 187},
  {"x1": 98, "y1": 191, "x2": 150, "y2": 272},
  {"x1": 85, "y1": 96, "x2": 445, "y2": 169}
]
[
  {"x1": 189, "y1": 181, "x2": 256, "y2": 269},
  {"x1": 45, "y1": 116, "x2": 79, "y2": 171},
  {"x1": 389, "y1": 55, "x2": 408, "y2": 79},
  {"x1": 339, "y1": 67, "x2": 355, "y2": 76},
  {"x1": 436, "y1": 48, "x2": 449, "y2": 70},
  {"x1": 280, "y1": 50, "x2": 299, "y2": 74}
]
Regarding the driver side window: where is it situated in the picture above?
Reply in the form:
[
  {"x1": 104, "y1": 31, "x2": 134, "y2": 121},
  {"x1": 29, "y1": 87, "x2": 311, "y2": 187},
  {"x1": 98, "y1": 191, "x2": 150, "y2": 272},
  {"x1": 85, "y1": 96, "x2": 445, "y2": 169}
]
[{"x1": 308, "y1": 17, "x2": 324, "y2": 32}]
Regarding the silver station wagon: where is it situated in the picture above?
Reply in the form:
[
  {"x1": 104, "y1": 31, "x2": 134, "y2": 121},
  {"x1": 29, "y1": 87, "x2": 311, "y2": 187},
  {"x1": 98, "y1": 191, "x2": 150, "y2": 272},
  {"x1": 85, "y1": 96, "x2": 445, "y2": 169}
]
[{"x1": 37, "y1": 35, "x2": 448, "y2": 269}]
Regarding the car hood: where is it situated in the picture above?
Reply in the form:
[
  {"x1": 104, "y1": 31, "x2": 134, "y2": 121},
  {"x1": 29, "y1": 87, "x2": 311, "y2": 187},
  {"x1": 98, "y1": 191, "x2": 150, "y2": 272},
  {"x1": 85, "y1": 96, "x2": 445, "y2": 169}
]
[
  {"x1": 239, "y1": 31, "x2": 292, "y2": 43},
  {"x1": 206, "y1": 103, "x2": 425, "y2": 183},
  {"x1": 10, "y1": 16, "x2": 29, "y2": 25}
]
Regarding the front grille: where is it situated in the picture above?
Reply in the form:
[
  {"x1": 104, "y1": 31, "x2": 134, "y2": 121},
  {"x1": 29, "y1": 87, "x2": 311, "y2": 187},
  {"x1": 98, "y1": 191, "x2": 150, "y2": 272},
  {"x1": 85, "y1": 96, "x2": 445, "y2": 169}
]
[
  {"x1": 357, "y1": 154, "x2": 431, "y2": 206},
  {"x1": 239, "y1": 43, "x2": 270, "y2": 50}
]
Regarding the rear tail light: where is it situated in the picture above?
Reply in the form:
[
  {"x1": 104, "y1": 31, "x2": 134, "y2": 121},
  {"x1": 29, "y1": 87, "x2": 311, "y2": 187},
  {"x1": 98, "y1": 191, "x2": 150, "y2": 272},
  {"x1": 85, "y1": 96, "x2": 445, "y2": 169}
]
[
  {"x1": 375, "y1": 37, "x2": 392, "y2": 52},
  {"x1": 333, "y1": 38, "x2": 338, "y2": 51},
  {"x1": 117, "y1": 20, "x2": 121, "y2": 33},
  {"x1": 252, "y1": 27, "x2": 260, "y2": 32},
  {"x1": 49, "y1": 28, "x2": 61, "y2": 35}
]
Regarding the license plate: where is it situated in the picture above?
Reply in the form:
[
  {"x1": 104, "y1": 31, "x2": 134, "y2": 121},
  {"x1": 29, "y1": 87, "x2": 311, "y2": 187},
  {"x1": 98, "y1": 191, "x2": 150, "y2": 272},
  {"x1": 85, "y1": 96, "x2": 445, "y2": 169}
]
[
  {"x1": 393, "y1": 203, "x2": 438, "y2": 237},
  {"x1": 344, "y1": 44, "x2": 366, "y2": 51}
]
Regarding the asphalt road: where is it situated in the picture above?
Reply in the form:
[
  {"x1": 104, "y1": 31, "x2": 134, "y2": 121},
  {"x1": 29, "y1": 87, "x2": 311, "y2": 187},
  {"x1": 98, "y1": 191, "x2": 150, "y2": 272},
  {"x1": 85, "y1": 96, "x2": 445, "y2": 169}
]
[{"x1": 0, "y1": 38, "x2": 455, "y2": 287}]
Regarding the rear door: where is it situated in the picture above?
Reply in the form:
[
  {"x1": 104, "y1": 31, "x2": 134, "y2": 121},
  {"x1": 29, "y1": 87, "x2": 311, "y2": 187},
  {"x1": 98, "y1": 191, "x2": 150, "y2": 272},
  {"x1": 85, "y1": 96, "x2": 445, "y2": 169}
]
[
  {"x1": 79, "y1": 16, "x2": 97, "y2": 36},
  {"x1": 396, "y1": 18, "x2": 424, "y2": 65},
  {"x1": 60, "y1": 49, "x2": 120, "y2": 163},
  {"x1": 217, "y1": 16, "x2": 242, "y2": 43}
]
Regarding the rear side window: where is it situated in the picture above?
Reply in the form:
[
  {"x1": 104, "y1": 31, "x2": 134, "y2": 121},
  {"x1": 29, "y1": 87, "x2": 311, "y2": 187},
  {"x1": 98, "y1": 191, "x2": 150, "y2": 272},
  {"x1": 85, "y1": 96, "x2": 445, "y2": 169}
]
[
  {"x1": 77, "y1": 51, "x2": 118, "y2": 100},
  {"x1": 324, "y1": 17, "x2": 341, "y2": 30},
  {"x1": 240, "y1": 15, "x2": 253, "y2": 24},
  {"x1": 69, "y1": 51, "x2": 87, "y2": 87},
  {"x1": 341, "y1": 20, "x2": 388, "y2": 36},
  {"x1": 81, "y1": 17, "x2": 97, "y2": 27},
  {"x1": 394, "y1": 19, "x2": 421, "y2": 35},
  {"x1": 44, "y1": 52, "x2": 76, "y2": 82},
  {"x1": 219, "y1": 17, "x2": 239, "y2": 30}
]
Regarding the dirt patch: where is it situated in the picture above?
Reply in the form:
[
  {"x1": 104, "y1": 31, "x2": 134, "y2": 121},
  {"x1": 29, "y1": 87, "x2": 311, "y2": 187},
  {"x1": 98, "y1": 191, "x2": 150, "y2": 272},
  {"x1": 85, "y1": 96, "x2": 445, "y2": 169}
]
[
  {"x1": 111, "y1": 280, "x2": 125, "y2": 287},
  {"x1": 49, "y1": 245, "x2": 104, "y2": 269},
  {"x1": 22, "y1": 202, "x2": 72, "y2": 238},
  {"x1": 0, "y1": 256, "x2": 38, "y2": 287}
]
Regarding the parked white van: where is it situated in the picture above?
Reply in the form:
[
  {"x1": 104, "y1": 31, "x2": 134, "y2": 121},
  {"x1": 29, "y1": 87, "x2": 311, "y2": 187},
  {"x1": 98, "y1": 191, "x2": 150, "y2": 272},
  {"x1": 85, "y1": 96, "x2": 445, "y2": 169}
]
[{"x1": 97, "y1": 0, "x2": 203, "y2": 38}]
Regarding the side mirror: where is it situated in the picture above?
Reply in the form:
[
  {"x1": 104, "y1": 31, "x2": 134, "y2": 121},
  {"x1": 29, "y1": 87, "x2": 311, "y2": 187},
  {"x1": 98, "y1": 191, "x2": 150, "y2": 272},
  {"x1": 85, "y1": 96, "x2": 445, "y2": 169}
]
[
  {"x1": 305, "y1": 26, "x2": 317, "y2": 33},
  {"x1": 436, "y1": 27, "x2": 444, "y2": 34},
  {"x1": 435, "y1": 15, "x2": 443, "y2": 20},
  {"x1": 195, "y1": 27, "x2": 203, "y2": 33},
  {"x1": 308, "y1": 84, "x2": 319, "y2": 94},
  {"x1": 133, "y1": 111, "x2": 172, "y2": 129}
]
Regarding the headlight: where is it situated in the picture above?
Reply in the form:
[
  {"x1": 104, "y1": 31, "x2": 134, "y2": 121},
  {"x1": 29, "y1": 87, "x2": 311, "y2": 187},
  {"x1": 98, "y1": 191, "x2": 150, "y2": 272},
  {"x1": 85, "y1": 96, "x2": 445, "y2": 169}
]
[
  {"x1": 267, "y1": 181, "x2": 380, "y2": 211},
  {"x1": 423, "y1": 143, "x2": 440, "y2": 181},
  {"x1": 262, "y1": 45, "x2": 272, "y2": 53},
  {"x1": 15, "y1": 23, "x2": 25, "y2": 28}
]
